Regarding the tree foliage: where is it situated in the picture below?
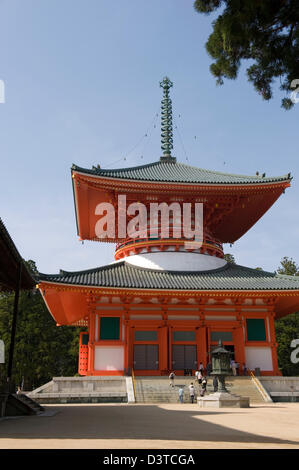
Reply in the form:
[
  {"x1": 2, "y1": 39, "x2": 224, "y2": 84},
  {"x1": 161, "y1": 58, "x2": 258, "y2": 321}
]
[
  {"x1": 275, "y1": 256, "x2": 299, "y2": 376},
  {"x1": 0, "y1": 261, "x2": 84, "y2": 390},
  {"x1": 194, "y1": 0, "x2": 299, "y2": 109}
]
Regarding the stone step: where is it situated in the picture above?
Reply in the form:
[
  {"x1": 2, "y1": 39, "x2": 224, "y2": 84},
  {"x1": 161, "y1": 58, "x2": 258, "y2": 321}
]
[{"x1": 134, "y1": 376, "x2": 266, "y2": 403}]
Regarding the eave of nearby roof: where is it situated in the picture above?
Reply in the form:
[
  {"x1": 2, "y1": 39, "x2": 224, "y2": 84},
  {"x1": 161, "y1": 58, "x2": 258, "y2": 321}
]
[
  {"x1": 71, "y1": 161, "x2": 291, "y2": 186},
  {"x1": 39, "y1": 261, "x2": 299, "y2": 292},
  {"x1": 0, "y1": 218, "x2": 36, "y2": 290}
]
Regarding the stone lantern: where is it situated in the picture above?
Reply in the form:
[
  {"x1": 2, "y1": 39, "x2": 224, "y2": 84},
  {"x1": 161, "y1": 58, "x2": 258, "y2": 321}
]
[
  {"x1": 197, "y1": 339, "x2": 250, "y2": 407},
  {"x1": 211, "y1": 340, "x2": 231, "y2": 392}
]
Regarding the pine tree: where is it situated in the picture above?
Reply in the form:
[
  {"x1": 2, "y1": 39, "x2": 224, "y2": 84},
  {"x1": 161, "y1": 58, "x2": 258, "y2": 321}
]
[{"x1": 194, "y1": 1, "x2": 299, "y2": 109}]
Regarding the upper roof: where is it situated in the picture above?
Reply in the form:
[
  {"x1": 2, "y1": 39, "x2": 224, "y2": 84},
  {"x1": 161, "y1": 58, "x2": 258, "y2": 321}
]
[
  {"x1": 72, "y1": 160, "x2": 291, "y2": 186},
  {"x1": 39, "y1": 260, "x2": 299, "y2": 292}
]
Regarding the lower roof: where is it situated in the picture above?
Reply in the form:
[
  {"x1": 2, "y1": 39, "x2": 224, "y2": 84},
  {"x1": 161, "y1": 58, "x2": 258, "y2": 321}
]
[{"x1": 39, "y1": 261, "x2": 299, "y2": 292}]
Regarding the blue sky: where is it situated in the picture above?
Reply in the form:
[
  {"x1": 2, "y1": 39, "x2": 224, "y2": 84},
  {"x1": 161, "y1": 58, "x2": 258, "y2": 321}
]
[{"x1": 0, "y1": 0, "x2": 298, "y2": 274}]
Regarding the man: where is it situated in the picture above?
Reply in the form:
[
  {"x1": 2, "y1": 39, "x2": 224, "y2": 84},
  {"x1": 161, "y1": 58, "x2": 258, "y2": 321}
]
[
  {"x1": 178, "y1": 386, "x2": 184, "y2": 404},
  {"x1": 189, "y1": 383, "x2": 195, "y2": 403}
]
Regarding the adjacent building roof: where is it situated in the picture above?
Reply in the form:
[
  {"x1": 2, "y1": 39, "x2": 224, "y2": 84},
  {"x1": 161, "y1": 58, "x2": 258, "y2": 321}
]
[
  {"x1": 0, "y1": 218, "x2": 36, "y2": 291},
  {"x1": 72, "y1": 160, "x2": 291, "y2": 186},
  {"x1": 39, "y1": 261, "x2": 299, "y2": 292}
]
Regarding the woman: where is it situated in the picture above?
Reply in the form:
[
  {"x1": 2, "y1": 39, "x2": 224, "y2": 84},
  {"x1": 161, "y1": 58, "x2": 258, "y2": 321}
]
[{"x1": 197, "y1": 370, "x2": 203, "y2": 385}]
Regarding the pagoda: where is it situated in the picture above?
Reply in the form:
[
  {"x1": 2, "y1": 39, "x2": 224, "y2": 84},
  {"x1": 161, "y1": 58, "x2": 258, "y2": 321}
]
[{"x1": 38, "y1": 78, "x2": 299, "y2": 377}]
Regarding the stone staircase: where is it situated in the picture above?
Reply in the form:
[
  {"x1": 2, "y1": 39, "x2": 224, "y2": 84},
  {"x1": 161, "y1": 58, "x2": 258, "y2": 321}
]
[
  {"x1": 28, "y1": 377, "x2": 128, "y2": 404},
  {"x1": 134, "y1": 376, "x2": 267, "y2": 404},
  {"x1": 16, "y1": 394, "x2": 45, "y2": 414},
  {"x1": 0, "y1": 393, "x2": 45, "y2": 417}
]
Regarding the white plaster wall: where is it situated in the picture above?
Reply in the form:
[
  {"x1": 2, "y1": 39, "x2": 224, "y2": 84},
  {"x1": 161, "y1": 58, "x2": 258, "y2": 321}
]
[
  {"x1": 245, "y1": 347, "x2": 273, "y2": 371},
  {"x1": 94, "y1": 346, "x2": 124, "y2": 371},
  {"x1": 129, "y1": 314, "x2": 162, "y2": 320},
  {"x1": 167, "y1": 315, "x2": 200, "y2": 320},
  {"x1": 123, "y1": 252, "x2": 227, "y2": 272},
  {"x1": 205, "y1": 316, "x2": 236, "y2": 321}
]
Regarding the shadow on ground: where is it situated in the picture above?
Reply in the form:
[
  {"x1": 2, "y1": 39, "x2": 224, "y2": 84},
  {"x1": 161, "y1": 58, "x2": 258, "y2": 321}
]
[{"x1": 0, "y1": 404, "x2": 297, "y2": 447}]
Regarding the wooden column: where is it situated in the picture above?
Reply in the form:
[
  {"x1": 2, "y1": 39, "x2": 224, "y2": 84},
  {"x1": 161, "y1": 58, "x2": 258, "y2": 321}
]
[
  {"x1": 7, "y1": 261, "x2": 22, "y2": 390},
  {"x1": 168, "y1": 326, "x2": 173, "y2": 371},
  {"x1": 234, "y1": 308, "x2": 246, "y2": 372},
  {"x1": 124, "y1": 306, "x2": 130, "y2": 374},
  {"x1": 268, "y1": 308, "x2": 280, "y2": 375},
  {"x1": 159, "y1": 326, "x2": 168, "y2": 373},
  {"x1": 197, "y1": 323, "x2": 207, "y2": 369},
  {"x1": 86, "y1": 294, "x2": 96, "y2": 375}
]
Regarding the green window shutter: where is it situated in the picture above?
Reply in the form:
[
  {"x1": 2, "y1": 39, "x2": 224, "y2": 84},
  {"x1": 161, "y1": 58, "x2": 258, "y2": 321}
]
[
  {"x1": 100, "y1": 317, "x2": 120, "y2": 340},
  {"x1": 246, "y1": 319, "x2": 266, "y2": 341},
  {"x1": 210, "y1": 331, "x2": 233, "y2": 342},
  {"x1": 81, "y1": 334, "x2": 89, "y2": 345},
  {"x1": 173, "y1": 331, "x2": 196, "y2": 341},
  {"x1": 134, "y1": 331, "x2": 158, "y2": 341}
]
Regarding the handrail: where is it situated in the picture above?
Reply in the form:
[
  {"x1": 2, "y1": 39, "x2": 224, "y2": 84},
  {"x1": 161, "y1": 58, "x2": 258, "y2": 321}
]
[
  {"x1": 131, "y1": 369, "x2": 137, "y2": 402},
  {"x1": 250, "y1": 371, "x2": 271, "y2": 402},
  {"x1": 116, "y1": 234, "x2": 223, "y2": 251}
]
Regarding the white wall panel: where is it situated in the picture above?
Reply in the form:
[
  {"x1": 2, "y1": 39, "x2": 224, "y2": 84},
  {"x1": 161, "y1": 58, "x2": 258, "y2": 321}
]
[
  {"x1": 245, "y1": 347, "x2": 273, "y2": 371},
  {"x1": 94, "y1": 346, "x2": 124, "y2": 371}
]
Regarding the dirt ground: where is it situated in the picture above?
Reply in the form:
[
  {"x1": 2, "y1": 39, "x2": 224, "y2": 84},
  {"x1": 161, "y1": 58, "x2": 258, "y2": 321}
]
[{"x1": 0, "y1": 402, "x2": 298, "y2": 449}]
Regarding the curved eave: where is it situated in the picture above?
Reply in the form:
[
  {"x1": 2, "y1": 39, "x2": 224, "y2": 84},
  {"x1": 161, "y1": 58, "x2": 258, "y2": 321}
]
[
  {"x1": 39, "y1": 279, "x2": 299, "y2": 296},
  {"x1": 72, "y1": 168, "x2": 291, "y2": 190}
]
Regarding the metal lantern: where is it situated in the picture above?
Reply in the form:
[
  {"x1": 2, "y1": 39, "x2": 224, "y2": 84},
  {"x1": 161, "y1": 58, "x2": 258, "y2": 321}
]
[{"x1": 211, "y1": 340, "x2": 231, "y2": 393}]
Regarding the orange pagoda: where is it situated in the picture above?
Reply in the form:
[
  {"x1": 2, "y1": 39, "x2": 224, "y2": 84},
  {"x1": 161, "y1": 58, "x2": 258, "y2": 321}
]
[{"x1": 38, "y1": 78, "x2": 299, "y2": 377}]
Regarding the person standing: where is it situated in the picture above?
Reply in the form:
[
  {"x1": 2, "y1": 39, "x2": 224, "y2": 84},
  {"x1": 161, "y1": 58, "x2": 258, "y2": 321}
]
[
  {"x1": 235, "y1": 361, "x2": 240, "y2": 376},
  {"x1": 197, "y1": 370, "x2": 203, "y2": 385},
  {"x1": 243, "y1": 363, "x2": 248, "y2": 376},
  {"x1": 200, "y1": 377, "x2": 207, "y2": 397},
  {"x1": 189, "y1": 383, "x2": 195, "y2": 403},
  {"x1": 178, "y1": 386, "x2": 184, "y2": 404},
  {"x1": 206, "y1": 362, "x2": 212, "y2": 376},
  {"x1": 199, "y1": 362, "x2": 204, "y2": 375},
  {"x1": 231, "y1": 360, "x2": 237, "y2": 376},
  {"x1": 169, "y1": 371, "x2": 175, "y2": 387}
]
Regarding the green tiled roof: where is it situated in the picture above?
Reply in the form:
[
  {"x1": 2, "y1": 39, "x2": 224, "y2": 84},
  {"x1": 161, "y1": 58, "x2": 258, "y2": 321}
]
[
  {"x1": 39, "y1": 261, "x2": 299, "y2": 291},
  {"x1": 72, "y1": 161, "x2": 291, "y2": 185}
]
